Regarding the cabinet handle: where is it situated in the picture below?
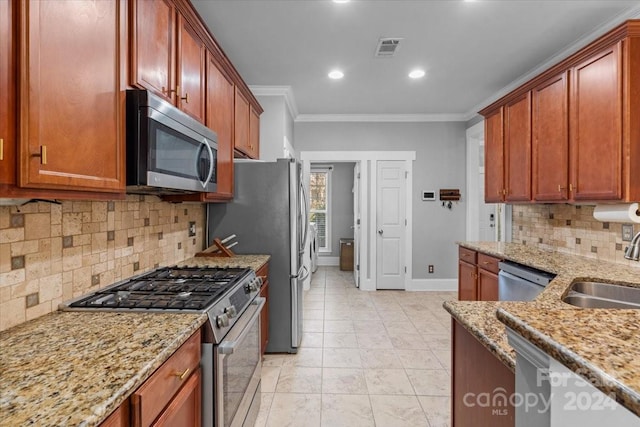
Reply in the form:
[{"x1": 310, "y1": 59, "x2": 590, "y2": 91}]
[
  {"x1": 180, "y1": 92, "x2": 189, "y2": 104},
  {"x1": 558, "y1": 185, "x2": 565, "y2": 192},
  {"x1": 569, "y1": 184, "x2": 575, "y2": 192},
  {"x1": 0, "y1": 138, "x2": 3, "y2": 160},
  {"x1": 502, "y1": 189, "x2": 507, "y2": 196},
  {"x1": 33, "y1": 145, "x2": 47, "y2": 165},
  {"x1": 174, "y1": 368, "x2": 190, "y2": 380},
  {"x1": 482, "y1": 261, "x2": 490, "y2": 265}
]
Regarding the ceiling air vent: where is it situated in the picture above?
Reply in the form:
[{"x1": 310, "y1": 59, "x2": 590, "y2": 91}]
[{"x1": 375, "y1": 38, "x2": 403, "y2": 57}]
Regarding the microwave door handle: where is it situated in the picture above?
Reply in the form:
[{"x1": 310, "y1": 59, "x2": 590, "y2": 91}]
[{"x1": 200, "y1": 139, "x2": 214, "y2": 189}]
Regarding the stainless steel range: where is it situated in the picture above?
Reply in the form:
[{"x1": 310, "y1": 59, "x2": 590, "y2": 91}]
[{"x1": 61, "y1": 265, "x2": 265, "y2": 427}]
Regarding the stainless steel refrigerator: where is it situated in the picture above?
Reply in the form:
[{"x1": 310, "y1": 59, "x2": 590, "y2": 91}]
[{"x1": 207, "y1": 158, "x2": 309, "y2": 353}]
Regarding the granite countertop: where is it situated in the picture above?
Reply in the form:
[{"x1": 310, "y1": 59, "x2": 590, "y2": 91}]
[
  {"x1": 179, "y1": 254, "x2": 270, "y2": 271},
  {"x1": 0, "y1": 311, "x2": 206, "y2": 427},
  {"x1": 0, "y1": 254, "x2": 270, "y2": 426},
  {"x1": 443, "y1": 242, "x2": 640, "y2": 416}
]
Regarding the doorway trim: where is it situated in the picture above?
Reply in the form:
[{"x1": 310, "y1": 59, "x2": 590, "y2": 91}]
[{"x1": 300, "y1": 151, "x2": 415, "y2": 291}]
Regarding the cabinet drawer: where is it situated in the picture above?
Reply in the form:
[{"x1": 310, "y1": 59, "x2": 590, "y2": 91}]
[
  {"x1": 132, "y1": 330, "x2": 201, "y2": 427},
  {"x1": 458, "y1": 247, "x2": 477, "y2": 264},
  {"x1": 477, "y1": 253, "x2": 501, "y2": 274}
]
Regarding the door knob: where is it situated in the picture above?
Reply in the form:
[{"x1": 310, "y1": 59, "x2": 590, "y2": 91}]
[{"x1": 378, "y1": 229, "x2": 383, "y2": 235}]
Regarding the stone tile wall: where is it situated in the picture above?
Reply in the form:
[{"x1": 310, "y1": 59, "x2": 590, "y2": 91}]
[
  {"x1": 0, "y1": 196, "x2": 205, "y2": 331},
  {"x1": 511, "y1": 204, "x2": 639, "y2": 267}
]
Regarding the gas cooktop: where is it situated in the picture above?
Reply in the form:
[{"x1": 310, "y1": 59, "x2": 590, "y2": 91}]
[{"x1": 66, "y1": 266, "x2": 253, "y2": 311}]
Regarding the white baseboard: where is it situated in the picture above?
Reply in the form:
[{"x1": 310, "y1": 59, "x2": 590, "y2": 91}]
[
  {"x1": 406, "y1": 278, "x2": 457, "y2": 291},
  {"x1": 317, "y1": 256, "x2": 339, "y2": 266}
]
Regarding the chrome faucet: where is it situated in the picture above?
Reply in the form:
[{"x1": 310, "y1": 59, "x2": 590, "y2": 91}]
[{"x1": 625, "y1": 231, "x2": 640, "y2": 261}]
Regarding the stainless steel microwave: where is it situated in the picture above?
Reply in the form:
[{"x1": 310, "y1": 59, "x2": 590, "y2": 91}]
[{"x1": 126, "y1": 90, "x2": 217, "y2": 194}]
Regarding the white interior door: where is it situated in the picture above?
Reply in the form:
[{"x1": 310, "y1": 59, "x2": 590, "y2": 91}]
[
  {"x1": 376, "y1": 161, "x2": 406, "y2": 290},
  {"x1": 353, "y1": 163, "x2": 361, "y2": 287}
]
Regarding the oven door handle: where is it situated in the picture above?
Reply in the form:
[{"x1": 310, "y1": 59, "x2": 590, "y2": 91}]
[{"x1": 218, "y1": 297, "x2": 266, "y2": 355}]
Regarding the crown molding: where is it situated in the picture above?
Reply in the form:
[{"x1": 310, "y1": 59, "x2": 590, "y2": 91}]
[
  {"x1": 249, "y1": 85, "x2": 299, "y2": 119},
  {"x1": 295, "y1": 113, "x2": 466, "y2": 123},
  {"x1": 465, "y1": 7, "x2": 640, "y2": 118}
]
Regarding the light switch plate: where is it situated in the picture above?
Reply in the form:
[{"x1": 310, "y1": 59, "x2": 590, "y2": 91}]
[{"x1": 622, "y1": 224, "x2": 634, "y2": 242}]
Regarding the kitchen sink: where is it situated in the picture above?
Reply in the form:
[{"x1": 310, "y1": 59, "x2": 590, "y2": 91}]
[{"x1": 562, "y1": 281, "x2": 640, "y2": 309}]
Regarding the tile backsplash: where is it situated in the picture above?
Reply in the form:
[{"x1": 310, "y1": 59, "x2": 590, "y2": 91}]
[
  {"x1": 0, "y1": 196, "x2": 205, "y2": 331},
  {"x1": 512, "y1": 204, "x2": 639, "y2": 267}
]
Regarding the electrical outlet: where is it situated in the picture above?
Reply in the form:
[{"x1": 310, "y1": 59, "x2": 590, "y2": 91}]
[
  {"x1": 188, "y1": 221, "x2": 196, "y2": 237},
  {"x1": 622, "y1": 224, "x2": 634, "y2": 242},
  {"x1": 428, "y1": 265, "x2": 434, "y2": 274}
]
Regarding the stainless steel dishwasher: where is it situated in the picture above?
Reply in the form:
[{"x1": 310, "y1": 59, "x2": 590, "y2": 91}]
[{"x1": 498, "y1": 261, "x2": 556, "y2": 301}]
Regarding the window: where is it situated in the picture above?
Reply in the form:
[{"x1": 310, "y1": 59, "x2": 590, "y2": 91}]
[{"x1": 309, "y1": 167, "x2": 331, "y2": 252}]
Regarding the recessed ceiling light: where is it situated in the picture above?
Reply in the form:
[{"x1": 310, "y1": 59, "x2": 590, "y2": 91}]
[
  {"x1": 409, "y1": 69, "x2": 426, "y2": 79},
  {"x1": 328, "y1": 70, "x2": 344, "y2": 79},
  {"x1": 333, "y1": 0, "x2": 350, "y2": 3}
]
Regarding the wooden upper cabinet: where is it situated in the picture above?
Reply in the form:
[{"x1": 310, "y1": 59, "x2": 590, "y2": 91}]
[
  {"x1": 570, "y1": 42, "x2": 622, "y2": 201},
  {"x1": 18, "y1": 0, "x2": 125, "y2": 192},
  {"x1": 484, "y1": 108, "x2": 505, "y2": 203},
  {"x1": 205, "y1": 53, "x2": 235, "y2": 200},
  {"x1": 131, "y1": 0, "x2": 206, "y2": 122},
  {"x1": 177, "y1": 17, "x2": 206, "y2": 123},
  {"x1": 504, "y1": 93, "x2": 532, "y2": 202},
  {"x1": 0, "y1": 0, "x2": 15, "y2": 185},
  {"x1": 532, "y1": 72, "x2": 569, "y2": 201},
  {"x1": 131, "y1": 0, "x2": 175, "y2": 103},
  {"x1": 249, "y1": 105, "x2": 261, "y2": 159},
  {"x1": 234, "y1": 87, "x2": 251, "y2": 156}
]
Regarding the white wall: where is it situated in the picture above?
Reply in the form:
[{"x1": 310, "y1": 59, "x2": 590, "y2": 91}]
[
  {"x1": 295, "y1": 121, "x2": 467, "y2": 280},
  {"x1": 256, "y1": 95, "x2": 295, "y2": 161}
]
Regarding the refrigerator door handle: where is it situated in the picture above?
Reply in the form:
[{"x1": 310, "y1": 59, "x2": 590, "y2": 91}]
[
  {"x1": 299, "y1": 180, "x2": 310, "y2": 252},
  {"x1": 298, "y1": 265, "x2": 310, "y2": 282}
]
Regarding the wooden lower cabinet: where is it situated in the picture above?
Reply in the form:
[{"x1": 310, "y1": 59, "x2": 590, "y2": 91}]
[
  {"x1": 151, "y1": 368, "x2": 201, "y2": 427},
  {"x1": 100, "y1": 401, "x2": 130, "y2": 427},
  {"x1": 131, "y1": 330, "x2": 202, "y2": 427},
  {"x1": 256, "y1": 262, "x2": 270, "y2": 354},
  {"x1": 452, "y1": 320, "x2": 515, "y2": 427},
  {"x1": 458, "y1": 246, "x2": 502, "y2": 302}
]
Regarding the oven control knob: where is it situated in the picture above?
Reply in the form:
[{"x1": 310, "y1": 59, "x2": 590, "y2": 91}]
[
  {"x1": 246, "y1": 279, "x2": 259, "y2": 293},
  {"x1": 216, "y1": 313, "x2": 230, "y2": 328},
  {"x1": 224, "y1": 305, "x2": 237, "y2": 318}
]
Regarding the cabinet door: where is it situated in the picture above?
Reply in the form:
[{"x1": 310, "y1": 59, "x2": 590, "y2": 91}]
[
  {"x1": 0, "y1": 0, "x2": 15, "y2": 185},
  {"x1": 248, "y1": 105, "x2": 260, "y2": 159},
  {"x1": 532, "y1": 72, "x2": 569, "y2": 201},
  {"x1": 177, "y1": 17, "x2": 205, "y2": 123},
  {"x1": 205, "y1": 54, "x2": 235, "y2": 200},
  {"x1": 484, "y1": 108, "x2": 504, "y2": 203},
  {"x1": 458, "y1": 260, "x2": 477, "y2": 301},
  {"x1": 151, "y1": 368, "x2": 201, "y2": 427},
  {"x1": 19, "y1": 0, "x2": 125, "y2": 192},
  {"x1": 452, "y1": 320, "x2": 515, "y2": 426},
  {"x1": 570, "y1": 43, "x2": 623, "y2": 201},
  {"x1": 504, "y1": 92, "x2": 532, "y2": 202},
  {"x1": 260, "y1": 281, "x2": 269, "y2": 354},
  {"x1": 131, "y1": 0, "x2": 175, "y2": 103},
  {"x1": 478, "y1": 269, "x2": 499, "y2": 301},
  {"x1": 234, "y1": 87, "x2": 250, "y2": 156}
]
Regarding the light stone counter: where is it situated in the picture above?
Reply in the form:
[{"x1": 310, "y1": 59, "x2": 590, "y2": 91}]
[
  {"x1": 0, "y1": 311, "x2": 206, "y2": 427},
  {"x1": 179, "y1": 254, "x2": 270, "y2": 271},
  {"x1": 443, "y1": 242, "x2": 640, "y2": 416},
  {"x1": 0, "y1": 254, "x2": 269, "y2": 426}
]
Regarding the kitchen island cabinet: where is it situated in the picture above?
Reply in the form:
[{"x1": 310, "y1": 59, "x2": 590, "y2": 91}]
[{"x1": 452, "y1": 319, "x2": 515, "y2": 427}]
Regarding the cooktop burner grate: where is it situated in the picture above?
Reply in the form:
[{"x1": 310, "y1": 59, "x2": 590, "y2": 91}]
[{"x1": 66, "y1": 266, "x2": 253, "y2": 311}]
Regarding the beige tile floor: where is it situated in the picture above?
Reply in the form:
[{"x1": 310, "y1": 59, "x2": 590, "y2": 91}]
[{"x1": 255, "y1": 266, "x2": 457, "y2": 427}]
